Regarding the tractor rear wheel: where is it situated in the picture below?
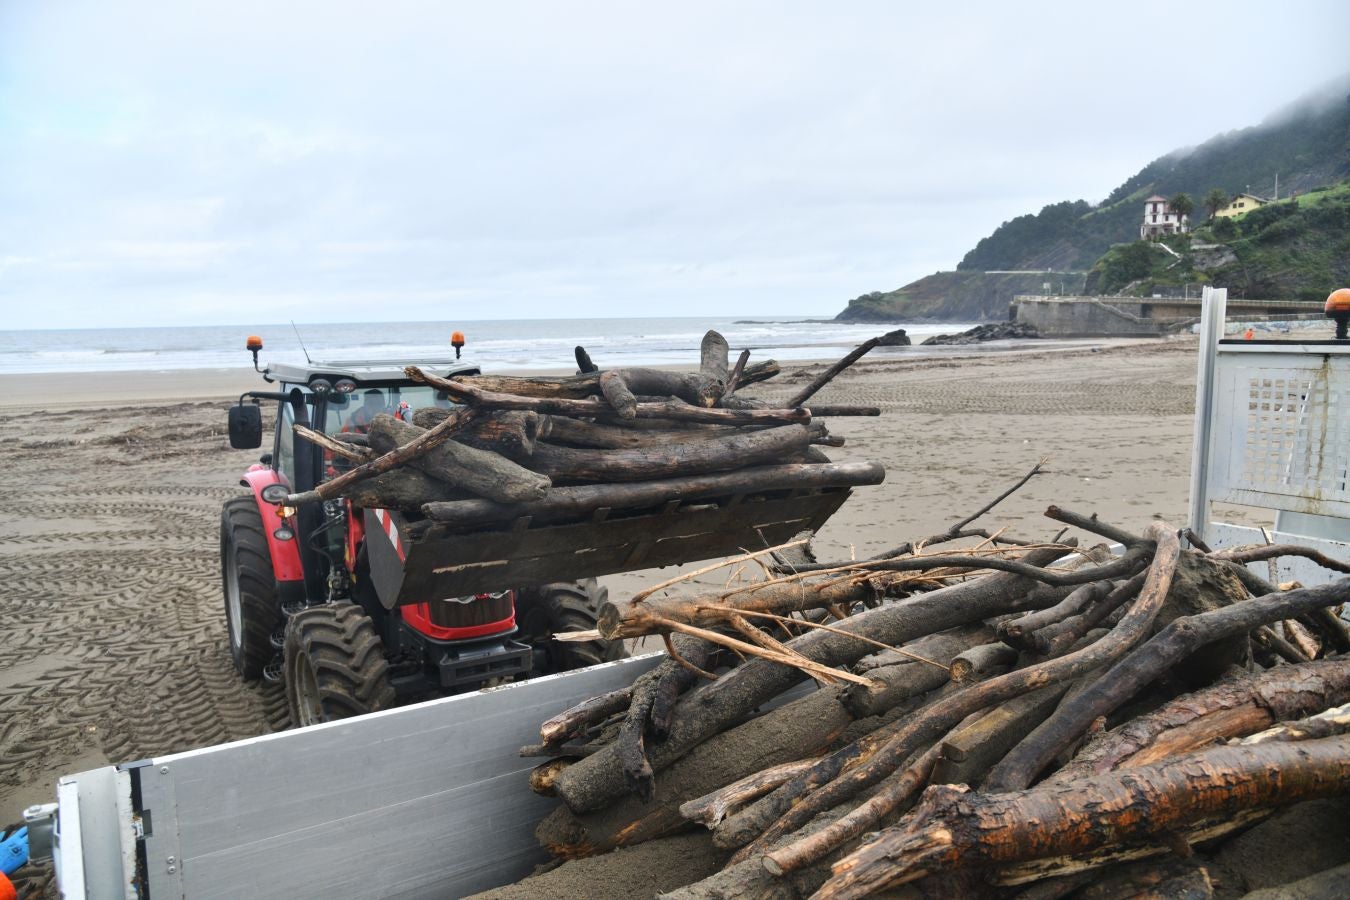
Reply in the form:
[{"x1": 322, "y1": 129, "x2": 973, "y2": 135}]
[
  {"x1": 517, "y1": 579, "x2": 629, "y2": 673},
  {"x1": 220, "y1": 496, "x2": 284, "y2": 680},
  {"x1": 283, "y1": 602, "x2": 396, "y2": 727}
]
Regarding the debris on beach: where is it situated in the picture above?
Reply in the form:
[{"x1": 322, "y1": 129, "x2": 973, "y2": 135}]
[{"x1": 467, "y1": 476, "x2": 1350, "y2": 899}]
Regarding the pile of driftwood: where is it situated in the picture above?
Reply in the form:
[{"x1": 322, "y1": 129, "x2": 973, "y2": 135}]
[
  {"x1": 481, "y1": 473, "x2": 1350, "y2": 899},
  {"x1": 284, "y1": 330, "x2": 904, "y2": 521}
]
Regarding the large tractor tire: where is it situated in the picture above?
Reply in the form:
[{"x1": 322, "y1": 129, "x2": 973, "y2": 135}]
[
  {"x1": 283, "y1": 602, "x2": 395, "y2": 727},
  {"x1": 220, "y1": 496, "x2": 284, "y2": 680},
  {"x1": 517, "y1": 578, "x2": 629, "y2": 673}
]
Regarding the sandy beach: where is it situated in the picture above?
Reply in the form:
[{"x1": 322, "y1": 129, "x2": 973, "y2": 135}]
[{"x1": 0, "y1": 335, "x2": 1240, "y2": 890}]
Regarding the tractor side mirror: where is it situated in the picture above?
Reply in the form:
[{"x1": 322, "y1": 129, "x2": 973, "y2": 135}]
[{"x1": 228, "y1": 403, "x2": 263, "y2": 449}]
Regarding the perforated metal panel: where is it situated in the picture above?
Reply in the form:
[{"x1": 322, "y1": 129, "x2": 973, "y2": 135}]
[{"x1": 1208, "y1": 349, "x2": 1350, "y2": 518}]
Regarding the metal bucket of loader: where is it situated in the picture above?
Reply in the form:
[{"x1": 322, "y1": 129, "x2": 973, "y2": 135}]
[{"x1": 364, "y1": 485, "x2": 855, "y2": 606}]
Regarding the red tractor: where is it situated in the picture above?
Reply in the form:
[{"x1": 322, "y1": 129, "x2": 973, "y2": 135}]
[
  {"x1": 222, "y1": 335, "x2": 859, "y2": 726},
  {"x1": 221, "y1": 337, "x2": 626, "y2": 726}
]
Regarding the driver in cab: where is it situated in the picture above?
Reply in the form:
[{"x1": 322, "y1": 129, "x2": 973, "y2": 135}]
[{"x1": 345, "y1": 389, "x2": 388, "y2": 434}]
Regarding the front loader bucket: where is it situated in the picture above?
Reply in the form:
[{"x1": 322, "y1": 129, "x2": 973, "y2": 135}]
[{"x1": 364, "y1": 485, "x2": 854, "y2": 606}]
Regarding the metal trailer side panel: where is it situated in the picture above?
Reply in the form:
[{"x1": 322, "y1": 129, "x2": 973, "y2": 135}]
[{"x1": 61, "y1": 654, "x2": 662, "y2": 900}]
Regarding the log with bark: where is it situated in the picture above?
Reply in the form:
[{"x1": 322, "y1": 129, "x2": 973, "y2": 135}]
[{"x1": 488, "y1": 505, "x2": 1350, "y2": 899}]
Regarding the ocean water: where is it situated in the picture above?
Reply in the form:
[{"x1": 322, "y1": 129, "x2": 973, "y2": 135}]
[{"x1": 0, "y1": 317, "x2": 972, "y2": 375}]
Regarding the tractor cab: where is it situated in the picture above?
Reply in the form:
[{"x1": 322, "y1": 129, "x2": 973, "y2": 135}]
[{"x1": 222, "y1": 336, "x2": 624, "y2": 726}]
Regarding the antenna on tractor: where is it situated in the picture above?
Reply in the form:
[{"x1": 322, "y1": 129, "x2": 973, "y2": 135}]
[{"x1": 291, "y1": 321, "x2": 313, "y2": 364}]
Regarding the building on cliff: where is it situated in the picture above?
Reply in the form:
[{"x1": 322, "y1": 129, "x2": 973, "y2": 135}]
[
  {"x1": 1214, "y1": 192, "x2": 1272, "y2": 219},
  {"x1": 1139, "y1": 195, "x2": 1189, "y2": 238}
]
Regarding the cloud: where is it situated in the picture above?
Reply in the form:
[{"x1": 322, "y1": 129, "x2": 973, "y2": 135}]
[{"x1": 1, "y1": 1, "x2": 1348, "y2": 327}]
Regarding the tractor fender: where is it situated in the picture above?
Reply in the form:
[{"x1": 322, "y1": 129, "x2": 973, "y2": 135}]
[{"x1": 240, "y1": 467, "x2": 305, "y2": 582}]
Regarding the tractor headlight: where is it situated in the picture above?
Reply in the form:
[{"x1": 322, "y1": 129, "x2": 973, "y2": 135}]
[
  {"x1": 309, "y1": 378, "x2": 333, "y2": 395},
  {"x1": 334, "y1": 378, "x2": 357, "y2": 394},
  {"x1": 273, "y1": 527, "x2": 294, "y2": 541},
  {"x1": 261, "y1": 484, "x2": 290, "y2": 504}
]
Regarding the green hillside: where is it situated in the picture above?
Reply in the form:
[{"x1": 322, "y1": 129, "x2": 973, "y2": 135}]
[
  {"x1": 1084, "y1": 185, "x2": 1350, "y2": 300},
  {"x1": 836, "y1": 79, "x2": 1350, "y2": 322}
]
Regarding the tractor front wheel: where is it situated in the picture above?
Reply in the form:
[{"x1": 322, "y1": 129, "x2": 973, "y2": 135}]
[
  {"x1": 516, "y1": 579, "x2": 629, "y2": 673},
  {"x1": 220, "y1": 496, "x2": 284, "y2": 680},
  {"x1": 283, "y1": 602, "x2": 396, "y2": 727}
]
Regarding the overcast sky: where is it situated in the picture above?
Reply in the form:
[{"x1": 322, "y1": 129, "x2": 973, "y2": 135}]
[{"x1": 1, "y1": 1, "x2": 1347, "y2": 329}]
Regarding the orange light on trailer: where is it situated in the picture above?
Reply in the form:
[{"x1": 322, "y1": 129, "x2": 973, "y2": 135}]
[{"x1": 451, "y1": 330, "x2": 466, "y2": 359}]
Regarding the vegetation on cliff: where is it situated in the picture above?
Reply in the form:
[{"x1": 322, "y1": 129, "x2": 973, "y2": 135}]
[{"x1": 1083, "y1": 184, "x2": 1350, "y2": 299}]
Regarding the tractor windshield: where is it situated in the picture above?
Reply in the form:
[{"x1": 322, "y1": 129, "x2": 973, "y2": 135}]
[{"x1": 322, "y1": 385, "x2": 461, "y2": 435}]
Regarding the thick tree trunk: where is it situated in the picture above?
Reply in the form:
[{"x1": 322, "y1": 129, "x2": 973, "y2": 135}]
[
  {"x1": 410, "y1": 408, "x2": 543, "y2": 459},
  {"x1": 929, "y1": 681, "x2": 1074, "y2": 788},
  {"x1": 816, "y1": 735, "x2": 1350, "y2": 898},
  {"x1": 339, "y1": 468, "x2": 472, "y2": 511},
  {"x1": 526, "y1": 424, "x2": 813, "y2": 484},
  {"x1": 366, "y1": 414, "x2": 552, "y2": 503},
  {"x1": 553, "y1": 546, "x2": 1075, "y2": 815},
  {"x1": 700, "y1": 330, "x2": 730, "y2": 383},
  {"x1": 985, "y1": 578, "x2": 1350, "y2": 794},
  {"x1": 421, "y1": 461, "x2": 884, "y2": 529},
  {"x1": 1047, "y1": 660, "x2": 1350, "y2": 784}
]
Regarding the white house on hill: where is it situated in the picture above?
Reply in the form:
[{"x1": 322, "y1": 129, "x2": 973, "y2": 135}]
[{"x1": 1140, "y1": 195, "x2": 1189, "y2": 238}]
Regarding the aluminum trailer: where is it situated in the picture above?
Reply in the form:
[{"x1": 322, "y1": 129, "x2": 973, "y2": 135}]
[{"x1": 27, "y1": 655, "x2": 662, "y2": 899}]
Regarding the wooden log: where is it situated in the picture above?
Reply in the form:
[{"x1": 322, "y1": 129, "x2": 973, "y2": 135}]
[
  {"x1": 723, "y1": 348, "x2": 750, "y2": 397},
  {"x1": 457, "y1": 367, "x2": 724, "y2": 407},
  {"x1": 929, "y1": 681, "x2": 1074, "y2": 788},
  {"x1": 540, "y1": 687, "x2": 633, "y2": 745},
  {"x1": 286, "y1": 404, "x2": 477, "y2": 505},
  {"x1": 552, "y1": 546, "x2": 1077, "y2": 815},
  {"x1": 530, "y1": 759, "x2": 572, "y2": 796},
  {"x1": 526, "y1": 424, "x2": 813, "y2": 485},
  {"x1": 294, "y1": 424, "x2": 375, "y2": 462},
  {"x1": 1031, "y1": 575, "x2": 1145, "y2": 656},
  {"x1": 787, "y1": 330, "x2": 907, "y2": 407},
  {"x1": 649, "y1": 638, "x2": 715, "y2": 741},
  {"x1": 700, "y1": 330, "x2": 729, "y2": 383},
  {"x1": 998, "y1": 580, "x2": 1114, "y2": 650},
  {"x1": 984, "y1": 577, "x2": 1350, "y2": 794},
  {"x1": 949, "y1": 642, "x2": 1019, "y2": 683},
  {"x1": 801, "y1": 405, "x2": 881, "y2": 417},
  {"x1": 742, "y1": 525, "x2": 1178, "y2": 858},
  {"x1": 844, "y1": 625, "x2": 993, "y2": 718},
  {"x1": 575, "y1": 345, "x2": 598, "y2": 374},
  {"x1": 408, "y1": 365, "x2": 803, "y2": 426},
  {"x1": 679, "y1": 760, "x2": 819, "y2": 829},
  {"x1": 538, "y1": 417, "x2": 730, "y2": 450},
  {"x1": 422, "y1": 461, "x2": 884, "y2": 530},
  {"x1": 365, "y1": 414, "x2": 552, "y2": 503},
  {"x1": 1044, "y1": 659, "x2": 1350, "y2": 777},
  {"x1": 1238, "y1": 699, "x2": 1350, "y2": 745},
  {"x1": 339, "y1": 469, "x2": 472, "y2": 511},
  {"x1": 617, "y1": 666, "x2": 662, "y2": 802},
  {"x1": 599, "y1": 370, "x2": 639, "y2": 419},
  {"x1": 410, "y1": 408, "x2": 543, "y2": 459},
  {"x1": 815, "y1": 735, "x2": 1350, "y2": 899}
]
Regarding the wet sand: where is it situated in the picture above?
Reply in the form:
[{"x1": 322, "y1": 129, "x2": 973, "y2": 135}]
[{"x1": 0, "y1": 335, "x2": 1243, "y2": 891}]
